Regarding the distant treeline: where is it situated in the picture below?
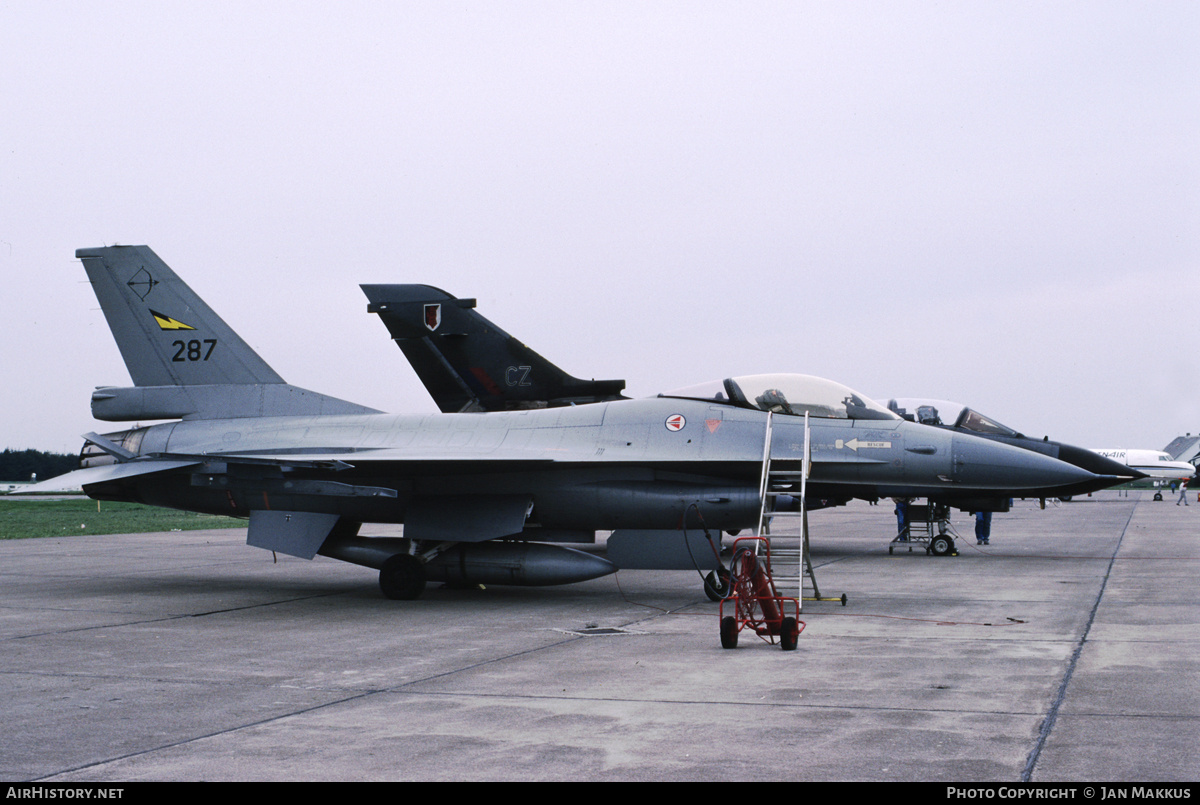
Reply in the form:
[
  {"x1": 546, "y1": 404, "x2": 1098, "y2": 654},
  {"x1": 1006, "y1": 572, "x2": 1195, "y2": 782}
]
[{"x1": 1, "y1": 449, "x2": 77, "y2": 482}]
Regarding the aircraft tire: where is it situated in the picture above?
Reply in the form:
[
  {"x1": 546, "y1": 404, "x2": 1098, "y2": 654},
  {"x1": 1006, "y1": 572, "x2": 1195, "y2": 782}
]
[
  {"x1": 720, "y1": 616, "x2": 739, "y2": 649},
  {"x1": 704, "y1": 569, "x2": 730, "y2": 602},
  {"x1": 930, "y1": 535, "x2": 954, "y2": 557},
  {"x1": 379, "y1": 554, "x2": 427, "y2": 600},
  {"x1": 780, "y1": 617, "x2": 798, "y2": 651}
]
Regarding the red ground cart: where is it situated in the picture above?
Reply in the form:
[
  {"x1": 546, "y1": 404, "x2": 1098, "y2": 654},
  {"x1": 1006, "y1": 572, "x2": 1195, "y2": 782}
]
[{"x1": 718, "y1": 537, "x2": 803, "y2": 651}]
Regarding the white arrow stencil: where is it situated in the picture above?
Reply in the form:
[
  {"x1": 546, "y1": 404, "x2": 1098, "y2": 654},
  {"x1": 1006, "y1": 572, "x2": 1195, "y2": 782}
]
[{"x1": 836, "y1": 438, "x2": 893, "y2": 451}]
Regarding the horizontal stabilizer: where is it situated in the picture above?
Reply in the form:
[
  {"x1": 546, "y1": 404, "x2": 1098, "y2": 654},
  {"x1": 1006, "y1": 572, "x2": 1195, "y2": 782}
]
[
  {"x1": 91, "y1": 383, "x2": 379, "y2": 421},
  {"x1": 82, "y1": 431, "x2": 137, "y2": 461},
  {"x1": 10, "y1": 459, "x2": 201, "y2": 494}
]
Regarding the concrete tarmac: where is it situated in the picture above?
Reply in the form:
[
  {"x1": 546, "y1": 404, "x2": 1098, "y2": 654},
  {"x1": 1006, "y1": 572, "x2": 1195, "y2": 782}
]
[{"x1": 1, "y1": 491, "x2": 1196, "y2": 782}]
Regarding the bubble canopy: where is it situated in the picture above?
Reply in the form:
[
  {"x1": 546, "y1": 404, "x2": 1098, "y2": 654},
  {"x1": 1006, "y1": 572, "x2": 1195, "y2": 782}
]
[
  {"x1": 659, "y1": 373, "x2": 898, "y2": 421},
  {"x1": 886, "y1": 398, "x2": 1023, "y2": 438}
]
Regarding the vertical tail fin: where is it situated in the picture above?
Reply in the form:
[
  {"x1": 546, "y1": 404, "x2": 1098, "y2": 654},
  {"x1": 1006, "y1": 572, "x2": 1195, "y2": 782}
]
[
  {"x1": 362, "y1": 284, "x2": 626, "y2": 412},
  {"x1": 79, "y1": 245, "x2": 378, "y2": 420},
  {"x1": 78, "y1": 245, "x2": 284, "y2": 387}
]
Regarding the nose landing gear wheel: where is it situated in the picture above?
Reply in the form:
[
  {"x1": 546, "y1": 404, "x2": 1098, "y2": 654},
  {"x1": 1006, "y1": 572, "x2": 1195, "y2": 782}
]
[
  {"x1": 704, "y1": 569, "x2": 730, "y2": 602},
  {"x1": 929, "y1": 534, "x2": 955, "y2": 557}
]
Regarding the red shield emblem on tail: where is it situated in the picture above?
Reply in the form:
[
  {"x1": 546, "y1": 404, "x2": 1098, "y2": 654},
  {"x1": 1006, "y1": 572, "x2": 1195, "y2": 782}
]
[{"x1": 424, "y1": 303, "x2": 441, "y2": 332}]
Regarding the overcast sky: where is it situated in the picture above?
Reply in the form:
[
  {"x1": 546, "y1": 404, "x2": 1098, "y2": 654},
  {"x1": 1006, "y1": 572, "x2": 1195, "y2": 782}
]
[{"x1": 2, "y1": 2, "x2": 1197, "y2": 456}]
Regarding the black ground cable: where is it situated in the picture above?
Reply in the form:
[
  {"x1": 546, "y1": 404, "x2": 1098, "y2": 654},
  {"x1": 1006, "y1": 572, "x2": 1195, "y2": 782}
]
[{"x1": 680, "y1": 502, "x2": 729, "y2": 597}]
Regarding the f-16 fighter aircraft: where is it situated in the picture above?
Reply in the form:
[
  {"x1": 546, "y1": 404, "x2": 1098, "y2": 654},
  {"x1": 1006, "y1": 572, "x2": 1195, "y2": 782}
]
[
  {"x1": 22, "y1": 247, "x2": 1123, "y2": 600},
  {"x1": 364, "y1": 285, "x2": 1142, "y2": 502}
]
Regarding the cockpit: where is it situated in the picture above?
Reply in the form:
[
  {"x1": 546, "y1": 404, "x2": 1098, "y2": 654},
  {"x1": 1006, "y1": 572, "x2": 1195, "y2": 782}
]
[
  {"x1": 660, "y1": 373, "x2": 898, "y2": 421},
  {"x1": 886, "y1": 398, "x2": 1024, "y2": 438}
]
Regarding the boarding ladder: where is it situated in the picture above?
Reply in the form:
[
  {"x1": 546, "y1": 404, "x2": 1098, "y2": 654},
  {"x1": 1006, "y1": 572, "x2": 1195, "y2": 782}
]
[{"x1": 752, "y1": 412, "x2": 821, "y2": 606}]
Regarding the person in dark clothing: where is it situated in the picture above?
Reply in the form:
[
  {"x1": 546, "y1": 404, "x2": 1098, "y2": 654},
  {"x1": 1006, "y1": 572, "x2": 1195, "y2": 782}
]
[{"x1": 975, "y1": 510, "x2": 992, "y2": 545}]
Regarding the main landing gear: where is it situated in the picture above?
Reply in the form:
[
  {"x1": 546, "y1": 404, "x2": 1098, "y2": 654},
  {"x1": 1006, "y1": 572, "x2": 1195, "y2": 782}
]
[{"x1": 379, "y1": 554, "x2": 426, "y2": 600}]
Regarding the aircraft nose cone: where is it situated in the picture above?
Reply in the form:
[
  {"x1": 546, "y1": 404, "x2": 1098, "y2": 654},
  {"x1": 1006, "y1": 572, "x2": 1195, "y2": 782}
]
[
  {"x1": 1055, "y1": 443, "x2": 1147, "y2": 480},
  {"x1": 953, "y1": 434, "x2": 1098, "y2": 492}
]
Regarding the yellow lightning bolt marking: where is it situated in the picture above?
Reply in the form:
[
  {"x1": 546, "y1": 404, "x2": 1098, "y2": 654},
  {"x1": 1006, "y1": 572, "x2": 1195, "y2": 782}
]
[{"x1": 150, "y1": 310, "x2": 196, "y2": 330}]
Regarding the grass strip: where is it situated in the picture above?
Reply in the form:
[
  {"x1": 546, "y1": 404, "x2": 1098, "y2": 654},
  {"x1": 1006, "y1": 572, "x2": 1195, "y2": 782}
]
[{"x1": 0, "y1": 498, "x2": 243, "y2": 539}]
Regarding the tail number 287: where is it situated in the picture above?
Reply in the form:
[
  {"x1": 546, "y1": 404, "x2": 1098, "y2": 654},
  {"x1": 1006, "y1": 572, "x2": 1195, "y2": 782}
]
[{"x1": 171, "y1": 339, "x2": 217, "y2": 362}]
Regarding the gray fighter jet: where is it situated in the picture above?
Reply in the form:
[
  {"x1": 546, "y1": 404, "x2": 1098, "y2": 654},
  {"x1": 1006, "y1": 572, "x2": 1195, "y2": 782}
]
[
  {"x1": 365, "y1": 284, "x2": 1144, "y2": 495},
  {"x1": 23, "y1": 247, "x2": 1121, "y2": 599}
]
